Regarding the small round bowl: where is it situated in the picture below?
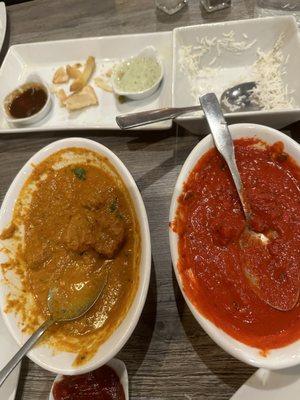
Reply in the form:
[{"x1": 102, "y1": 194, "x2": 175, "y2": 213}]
[
  {"x1": 3, "y1": 74, "x2": 51, "y2": 127},
  {"x1": 49, "y1": 358, "x2": 129, "y2": 400},
  {"x1": 169, "y1": 123, "x2": 300, "y2": 370},
  {"x1": 112, "y1": 46, "x2": 164, "y2": 100},
  {"x1": 0, "y1": 138, "x2": 151, "y2": 375}
]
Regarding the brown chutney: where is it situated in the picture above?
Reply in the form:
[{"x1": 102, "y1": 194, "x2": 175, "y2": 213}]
[{"x1": 5, "y1": 82, "x2": 48, "y2": 119}]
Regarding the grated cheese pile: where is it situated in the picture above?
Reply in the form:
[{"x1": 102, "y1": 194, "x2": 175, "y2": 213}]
[
  {"x1": 249, "y1": 33, "x2": 294, "y2": 111},
  {"x1": 178, "y1": 31, "x2": 257, "y2": 100},
  {"x1": 179, "y1": 31, "x2": 294, "y2": 111}
]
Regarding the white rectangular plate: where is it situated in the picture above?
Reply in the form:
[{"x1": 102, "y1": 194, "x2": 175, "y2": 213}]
[
  {"x1": 173, "y1": 16, "x2": 300, "y2": 133},
  {"x1": 0, "y1": 31, "x2": 173, "y2": 133}
]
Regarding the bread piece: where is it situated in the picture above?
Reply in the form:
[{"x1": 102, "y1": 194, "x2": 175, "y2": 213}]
[
  {"x1": 53, "y1": 66, "x2": 69, "y2": 84},
  {"x1": 64, "y1": 85, "x2": 98, "y2": 111}
]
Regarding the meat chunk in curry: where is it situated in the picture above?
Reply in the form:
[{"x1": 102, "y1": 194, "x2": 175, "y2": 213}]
[{"x1": 65, "y1": 207, "x2": 125, "y2": 258}]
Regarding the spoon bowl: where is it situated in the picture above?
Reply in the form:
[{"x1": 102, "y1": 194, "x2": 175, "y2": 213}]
[
  {"x1": 47, "y1": 266, "x2": 109, "y2": 323},
  {"x1": 220, "y1": 81, "x2": 261, "y2": 113},
  {"x1": 0, "y1": 267, "x2": 109, "y2": 387}
]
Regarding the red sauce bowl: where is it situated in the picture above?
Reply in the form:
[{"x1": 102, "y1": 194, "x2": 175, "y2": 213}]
[
  {"x1": 169, "y1": 123, "x2": 300, "y2": 370},
  {"x1": 49, "y1": 358, "x2": 128, "y2": 400}
]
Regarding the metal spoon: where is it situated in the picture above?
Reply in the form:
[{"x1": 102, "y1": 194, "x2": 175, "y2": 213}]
[
  {"x1": 200, "y1": 92, "x2": 299, "y2": 312},
  {"x1": 0, "y1": 267, "x2": 109, "y2": 387},
  {"x1": 116, "y1": 81, "x2": 258, "y2": 130},
  {"x1": 200, "y1": 92, "x2": 254, "y2": 226},
  {"x1": 220, "y1": 81, "x2": 259, "y2": 113},
  {"x1": 116, "y1": 105, "x2": 201, "y2": 129}
]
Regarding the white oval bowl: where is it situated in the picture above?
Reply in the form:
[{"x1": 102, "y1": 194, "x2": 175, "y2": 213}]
[
  {"x1": 49, "y1": 358, "x2": 129, "y2": 400},
  {"x1": 169, "y1": 123, "x2": 300, "y2": 370},
  {"x1": 0, "y1": 138, "x2": 151, "y2": 375}
]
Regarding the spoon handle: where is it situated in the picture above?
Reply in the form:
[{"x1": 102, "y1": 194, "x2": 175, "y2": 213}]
[
  {"x1": 116, "y1": 106, "x2": 201, "y2": 129},
  {"x1": 200, "y1": 93, "x2": 248, "y2": 218},
  {"x1": 0, "y1": 318, "x2": 54, "y2": 387}
]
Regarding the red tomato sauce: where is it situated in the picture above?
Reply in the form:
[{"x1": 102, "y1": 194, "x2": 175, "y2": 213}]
[
  {"x1": 53, "y1": 365, "x2": 125, "y2": 400},
  {"x1": 174, "y1": 138, "x2": 300, "y2": 350}
]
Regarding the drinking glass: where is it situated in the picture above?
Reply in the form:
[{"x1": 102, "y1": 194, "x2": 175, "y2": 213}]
[
  {"x1": 255, "y1": 0, "x2": 300, "y2": 26},
  {"x1": 155, "y1": 0, "x2": 188, "y2": 15},
  {"x1": 200, "y1": 0, "x2": 231, "y2": 12}
]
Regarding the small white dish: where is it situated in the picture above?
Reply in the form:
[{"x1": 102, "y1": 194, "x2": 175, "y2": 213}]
[
  {"x1": 172, "y1": 16, "x2": 300, "y2": 133},
  {"x1": 3, "y1": 73, "x2": 52, "y2": 127},
  {"x1": 112, "y1": 46, "x2": 164, "y2": 100},
  {"x1": 169, "y1": 123, "x2": 300, "y2": 370},
  {"x1": 0, "y1": 137, "x2": 151, "y2": 375},
  {"x1": 49, "y1": 358, "x2": 129, "y2": 400}
]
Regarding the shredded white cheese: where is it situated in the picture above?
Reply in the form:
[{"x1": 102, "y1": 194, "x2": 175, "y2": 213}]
[
  {"x1": 249, "y1": 33, "x2": 294, "y2": 111},
  {"x1": 178, "y1": 31, "x2": 257, "y2": 101},
  {"x1": 178, "y1": 31, "x2": 294, "y2": 111}
]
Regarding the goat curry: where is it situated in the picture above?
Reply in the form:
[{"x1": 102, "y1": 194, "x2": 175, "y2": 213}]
[{"x1": 0, "y1": 148, "x2": 140, "y2": 365}]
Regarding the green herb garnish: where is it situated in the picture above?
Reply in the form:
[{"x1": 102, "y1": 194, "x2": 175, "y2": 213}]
[
  {"x1": 118, "y1": 95, "x2": 126, "y2": 104},
  {"x1": 116, "y1": 212, "x2": 123, "y2": 220},
  {"x1": 73, "y1": 167, "x2": 86, "y2": 181},
  {"x1": 109, "y1": 198, "x2": 117, "y2": 213}
]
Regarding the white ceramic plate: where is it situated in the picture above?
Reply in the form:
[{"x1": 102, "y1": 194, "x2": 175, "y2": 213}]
[
  {"x1": 0, "y1": 31, "x2": 172, "y2": 133},
  {"x1": 169, "y1": 123, "x2": 300, "y2": 370},
  {"x1": 0, "y1": 2, "x2": 6, "y2": 53},
  {"x1": 0, "y1": 138, "x2": 151, "y2": 375},
  {"x1": 49, "y1": 358, "x2": 129, "y2": 400},
  {"x1": 231, "y1": 366, "x2": 300, "y2": 400},
  {"x1": 0, "y1": 313, "x2": 20, "y2": 400},
  {"x1": 173, "y1": 16, "x2": 300, "y2": 133}
]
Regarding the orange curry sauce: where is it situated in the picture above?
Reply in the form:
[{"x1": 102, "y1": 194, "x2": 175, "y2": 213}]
[{"x1": 173, "y1": 138, "x2": 300, "y2": 350}]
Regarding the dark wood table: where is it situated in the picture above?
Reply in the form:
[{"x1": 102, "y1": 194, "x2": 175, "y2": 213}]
[{"x1": 1, "y1": 1, "x2": 299, "y2": 399}]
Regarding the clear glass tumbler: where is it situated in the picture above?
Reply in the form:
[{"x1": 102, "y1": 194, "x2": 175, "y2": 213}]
[
  {"x1": 255, "y1": 0, "x2": 300, "y2": 26},
  {"x1": 155, "y1": 0, "x2": 188, "y2": 15},
  {"x1": 200, "y1": 0, "x2": 231, "y2": 12}
]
